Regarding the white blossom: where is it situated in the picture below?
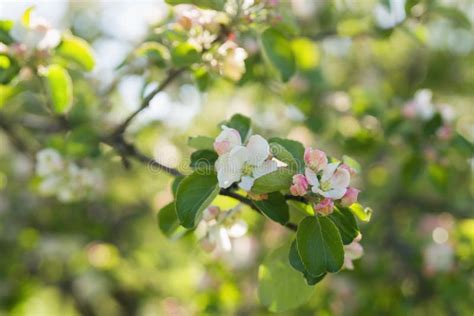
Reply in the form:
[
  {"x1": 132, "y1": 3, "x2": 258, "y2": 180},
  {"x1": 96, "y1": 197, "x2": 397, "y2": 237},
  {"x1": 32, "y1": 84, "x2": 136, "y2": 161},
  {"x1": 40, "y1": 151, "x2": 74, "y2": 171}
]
[
  {"x1": 305, "y1": 162, "x2": 350, "y2": 199},
  {"x1": 11, "y1": 15, "x2": 60, "y2": 52},
  {"x1": 374, "y1": 0, "x2": 406, "y2": 30},
  {"x1": 215, "y1": 134, "x2": 277, "y2": 190}
]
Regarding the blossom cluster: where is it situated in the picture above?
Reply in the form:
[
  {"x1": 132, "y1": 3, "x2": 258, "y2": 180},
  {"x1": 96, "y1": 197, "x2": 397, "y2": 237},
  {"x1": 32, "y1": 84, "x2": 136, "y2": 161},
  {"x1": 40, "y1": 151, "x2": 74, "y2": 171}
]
[
  {"x1": 196, "y1": 206, "x2": 248, "y2": 253},
  {"x1": 213, "y1": 125, "x2": 360, "y2": 215},
  {"x1": 170, "y1": 4, "x2": 249, "y2": 81},
  {"x1": 402, "y1": 89, "x2": 455, "y2": 140},
  {"x1": 35, "y1": 148, "x2": 103, "y2": 202},
  {"x1": 3, "y1": 10, "x2": 60, "y2": 60},
  {"x1": 289, "y1": 148, "x2": 359, "y2": 215}
]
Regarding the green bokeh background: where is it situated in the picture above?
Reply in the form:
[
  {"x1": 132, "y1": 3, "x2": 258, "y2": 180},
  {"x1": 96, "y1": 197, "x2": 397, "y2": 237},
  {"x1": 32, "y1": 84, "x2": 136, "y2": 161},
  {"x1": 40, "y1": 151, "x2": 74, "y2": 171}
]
[{"x1": 0, "y1": 0, "x2": 473, "y2": 315}]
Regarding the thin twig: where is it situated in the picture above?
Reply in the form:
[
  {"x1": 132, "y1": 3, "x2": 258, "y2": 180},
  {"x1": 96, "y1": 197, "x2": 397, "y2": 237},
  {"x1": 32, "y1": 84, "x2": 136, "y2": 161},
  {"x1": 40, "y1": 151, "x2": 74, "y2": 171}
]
[
  {"x1": 111, "y1": 68, "x2": 185, "y2": 137},
  {"x1": 104, "y1": 137, "x2": 299, "y2": 231}
]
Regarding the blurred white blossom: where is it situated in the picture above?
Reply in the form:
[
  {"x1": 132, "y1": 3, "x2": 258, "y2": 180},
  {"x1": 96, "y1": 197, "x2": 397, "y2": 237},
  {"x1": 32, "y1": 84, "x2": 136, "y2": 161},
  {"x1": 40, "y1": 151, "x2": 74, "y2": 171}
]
[
  {"x1": 374, "y1": 0, "x2": 406, "y2": 29},
  {"x1": 35, "y1": 148, "x2": 103, "y2": 202}
]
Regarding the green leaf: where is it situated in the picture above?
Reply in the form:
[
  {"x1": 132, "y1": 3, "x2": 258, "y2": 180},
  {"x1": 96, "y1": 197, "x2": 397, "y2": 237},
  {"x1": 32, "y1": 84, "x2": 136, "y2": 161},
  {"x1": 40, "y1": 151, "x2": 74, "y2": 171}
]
[
  {"x1": 187, "y1": 135, "x2": 215, "y2": 150},
  {"x1": 224, "y1": 114, "x2": 252, "y2": 143},
  {"x1": 428, "y1": 163, "x2": 448, "y2": 192},
  {"x1": 56, "y1": 35, "x2": 95, "y2": 71},
  {"x1": 175, "y1": 172, "x2": 220, "y2": 228},
  {"x1": 269, "y1": 143, "x2": 297, "y2": 172},
  {"x1": 269, "y1": 137, "x2": 305, "y2": 172},
  {"x1": 41, "y1": 64, "x2": 73, "y2": 114},
  {"x1": 172, "y1": 176, "x2": 185, "y2": 198},
  {"x1": 260, "y1": 28, "x2": 296, "y2": 82},
  {"x1": 0, "y1": 20, "x2": 14, "y2": 45},
  {"x1": 348, "y1": 203, "x2": 372, "y2": 222},
  {"x1": 258, "y1": 245, "x2": 315, "y2": 312},
  {"x1": 193, "y1": 66, "x2": 211, "y2": 91},
  {"x1": 291, "y1": 37, "x2": 320, "y2": 70},
  {"x1": 342, "y1": 155, "x2": 361, "y2": 174},
  {"x1": 190, "y1": 149, "x2": 218, "y2": 171},
  {"x1": 0, "y1": 54, "x2": 20, "y2": 85},
  {"x1": 253, "y1": 192, "x2": 289, "y2": 225},
  {"x1": 158, "y1": 202, "x2": 180, "y2": 237},
  {"x1": 171, "y1": 43, "x2": 200, "y2": 67},
  {"x1": 0, "y1": 84, "x2": 19, "y2": 109},
  {"x1": 296, "y1": 216, "x2": 344, "y2": 276},
  {"x1": 289, "y1": 240, "x2": 326, "y2": 286},
  {"x1": 65, "y1": 125, "x2": 100, "y2": 158},
  {"x1": 329, "y1": 207, "x2": 359, "y2": 245},
  {"x1": 164, "y1": 0, "x2": 225, "y2": 10},
  {"x1": 251, "y1": 168, "x2": 293, "y2": 194},
  {"x1": 135, "y1": 41, "x2": 169, "y2": 67}
]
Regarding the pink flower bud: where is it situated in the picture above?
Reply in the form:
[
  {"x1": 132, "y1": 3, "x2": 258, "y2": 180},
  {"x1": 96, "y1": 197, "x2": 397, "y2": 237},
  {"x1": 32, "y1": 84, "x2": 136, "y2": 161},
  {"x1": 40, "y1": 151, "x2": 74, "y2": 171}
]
[
  {"x1": 339, "y1": 163, "x2": 356, "y2": 177},
  {"x1": 314, "y1": 198, "x2": 334, "y2": 215},
  {"x1": 304, "y1": 147, "x2": 327, "y2": 171},
  {"x1": 213, "y1": 127, "x2": 241, "y2": 155},
  {"x1": 341, "y1": 187, "x2": 360, "y2": 207},
  {"x1": 202, "y1": 206, "x2": 220, "y2": 222},
  {"x1": 289, "y1": 174, "x2": 308, "y2": 196}
]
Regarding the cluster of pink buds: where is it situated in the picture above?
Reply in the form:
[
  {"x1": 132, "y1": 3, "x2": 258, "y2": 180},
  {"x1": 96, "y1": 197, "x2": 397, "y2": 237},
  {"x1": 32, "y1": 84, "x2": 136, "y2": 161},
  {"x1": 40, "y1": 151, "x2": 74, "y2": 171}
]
[{"x1": 289, "y1": 147, "x2": 360, "y2": 215}]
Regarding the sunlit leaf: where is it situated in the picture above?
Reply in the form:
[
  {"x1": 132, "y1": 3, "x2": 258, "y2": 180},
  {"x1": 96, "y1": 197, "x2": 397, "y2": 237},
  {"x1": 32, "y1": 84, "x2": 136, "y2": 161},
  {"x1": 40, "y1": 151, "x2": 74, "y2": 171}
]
[
  {"x1": 349, "y1": 203, "x2": 372, "y2": 222},
  {"x1": 171, "y1": 42, "x2": 200, "y2": 67},
  {"x1": 258, "y1": 244, "x2": 315, "y2": 312},
  {"x1": 41, "y1": 64, "x2": 73, "y2": 114},
  {"x1": 56, "y1": 35, "x2": 96, "y2": 71}
]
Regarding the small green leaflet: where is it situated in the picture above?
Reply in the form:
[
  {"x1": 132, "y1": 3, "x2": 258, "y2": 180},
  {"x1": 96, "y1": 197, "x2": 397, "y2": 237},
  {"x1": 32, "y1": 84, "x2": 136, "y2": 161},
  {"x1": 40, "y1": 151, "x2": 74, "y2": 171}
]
[
  {"x1": 251, "y1": 168, "x2": 293, "y2": 194},
  {"x1": 328, "y1": 206, "x2": 359, "y2": 245},
  {"x1": 260, "y1": 28, "x2": 296, "y2": 82},
  {"x1": 41, "y1": 64, "x2": 73, "y2": 114},
  {"x1": 175, "y1": 172, "x2": 219, "y2": 228},
  {"x1": 258, "y1": 244, "x2": 315, "y2": 312}
]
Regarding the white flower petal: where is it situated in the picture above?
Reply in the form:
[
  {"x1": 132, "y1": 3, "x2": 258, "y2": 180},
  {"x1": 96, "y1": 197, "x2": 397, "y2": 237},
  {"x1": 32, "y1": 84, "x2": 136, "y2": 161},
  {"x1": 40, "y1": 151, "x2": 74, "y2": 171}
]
[
  {"x1": 246, "y1": 135, "x2": 269, "y2": 166},
  {"x1": 227, "y1": 219, "x2": 248, "y2": 238},
  {"x1": 229, "y1": 145, "x2": 249, "y2": 166},
  {"x1": 321, "y1": 187, "x2": 346, "y2": 199},
  {"x1": 329, "y1": 168, "x2": 350, "y2": 191},
  {"x1": 305, "y1": 167, "x2": 319, "y2": 187},
  {"x1": 253, "y1": 159, "x2": 277, "y2": 178},
  {"x1": 216, "y1": 152, "x2": 244, "y2": 188},
  {"x1": 238, "y1": 176, "x2": 254, "y2": 191},
  {"x1": 321, "y1": 162, "x2": 340, "y2": 182},
  {"x1": 212, "y1": 227, "x2": 232, "y2": 252},
  {"x1": 37, "y1": 29, "x2": 61, "y2": 50}
]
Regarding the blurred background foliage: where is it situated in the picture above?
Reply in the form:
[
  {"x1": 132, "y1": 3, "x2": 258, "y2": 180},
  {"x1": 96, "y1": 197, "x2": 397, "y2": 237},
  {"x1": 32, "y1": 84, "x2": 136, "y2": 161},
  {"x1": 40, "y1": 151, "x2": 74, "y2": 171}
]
[{"x1": 0, "y1": 0, "x2": 473, "y2": 315}]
